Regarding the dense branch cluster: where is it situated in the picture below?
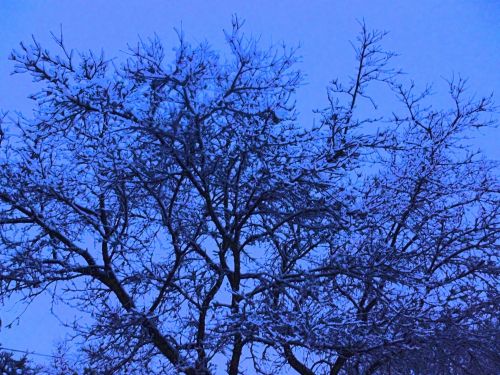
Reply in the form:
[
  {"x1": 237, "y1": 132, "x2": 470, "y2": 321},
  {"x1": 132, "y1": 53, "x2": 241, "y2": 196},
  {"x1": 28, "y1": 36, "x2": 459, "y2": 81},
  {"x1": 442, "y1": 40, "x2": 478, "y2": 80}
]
[{"x1": 0, "y1": 20, "x2": 498, "y2": 374}]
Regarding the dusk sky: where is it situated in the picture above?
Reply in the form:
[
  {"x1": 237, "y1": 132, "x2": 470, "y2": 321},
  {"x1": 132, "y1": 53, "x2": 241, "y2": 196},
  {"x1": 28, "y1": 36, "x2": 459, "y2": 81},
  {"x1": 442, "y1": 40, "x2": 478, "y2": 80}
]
[{"x1": 1, "y1": 0, "x2": 499, "y2": 365}]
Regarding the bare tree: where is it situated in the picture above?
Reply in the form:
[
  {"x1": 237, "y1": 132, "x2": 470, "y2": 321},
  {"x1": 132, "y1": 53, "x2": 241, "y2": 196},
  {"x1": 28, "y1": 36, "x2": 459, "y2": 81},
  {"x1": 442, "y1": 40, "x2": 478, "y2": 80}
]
[{"x1": 0, "y1": 19, "x2": 498, "y2": 374}]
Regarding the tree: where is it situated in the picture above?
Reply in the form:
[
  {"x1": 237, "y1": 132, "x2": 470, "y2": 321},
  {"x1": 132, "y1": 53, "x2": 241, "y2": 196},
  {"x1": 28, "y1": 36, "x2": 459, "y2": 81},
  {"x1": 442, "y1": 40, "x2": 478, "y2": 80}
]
[
  {"x1": 0, "y1": 349, "x2": 41, "y2": 375},
  {"x1": 0, "y1": 19, "x2": 498, "y2": 374}
]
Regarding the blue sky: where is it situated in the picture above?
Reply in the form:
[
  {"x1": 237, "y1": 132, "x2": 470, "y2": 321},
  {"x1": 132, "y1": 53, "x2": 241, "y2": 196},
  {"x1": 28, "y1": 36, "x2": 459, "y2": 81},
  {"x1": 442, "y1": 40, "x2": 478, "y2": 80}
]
[{"x1": 0, "y1": 0, "x2": 499, "y2": 363}]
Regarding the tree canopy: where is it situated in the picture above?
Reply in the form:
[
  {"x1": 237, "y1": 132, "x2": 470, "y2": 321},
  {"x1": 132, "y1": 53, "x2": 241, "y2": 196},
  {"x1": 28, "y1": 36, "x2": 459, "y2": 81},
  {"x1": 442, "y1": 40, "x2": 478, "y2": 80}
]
[{"x1": 0, "y1": 20, "x2": 498, "y2": 374}]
